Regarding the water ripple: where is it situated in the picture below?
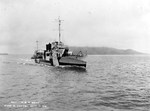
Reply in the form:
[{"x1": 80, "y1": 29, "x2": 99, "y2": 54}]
[{"x1": 0, "y1": 55, "x2": 150, "y2": 111}]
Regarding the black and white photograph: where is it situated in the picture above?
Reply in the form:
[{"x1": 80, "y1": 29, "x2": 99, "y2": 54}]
[{"x1": 0, "y1": 0, "x2": 150, "y2": 111}]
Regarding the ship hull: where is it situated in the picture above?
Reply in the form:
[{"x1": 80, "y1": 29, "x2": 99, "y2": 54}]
[
  {"x1": 59, "y1": 57, "x2": 86, "y2": 67},
  {"x1": 35, "y1": 56, "x2": 86, "y2": 68}
]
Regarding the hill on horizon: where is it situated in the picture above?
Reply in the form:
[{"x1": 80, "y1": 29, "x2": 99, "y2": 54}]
[
  {"x1": 0, "y1": 53, "x2": 8, "y2": 55},
  {"x1": 69, "y1": 46, "x2": 145, "y2": 55}
]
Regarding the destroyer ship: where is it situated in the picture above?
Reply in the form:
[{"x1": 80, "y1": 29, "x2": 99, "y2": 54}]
[{"x1": 31, "y1": 18, "x2": 87, "y2": 68}]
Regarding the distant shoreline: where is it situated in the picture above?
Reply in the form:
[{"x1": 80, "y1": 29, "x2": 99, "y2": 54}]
[
  {"x1": 3, "y1": 54, "x2": 150, "y2": 56},
  {"x1": 87, "y1": 53, "x2": 149, "y2": 55},
  {"x1": 69, "y1": 46, "x2": 147, "y2": 55},
  {"x1": 0, "y1": 53, "x2": 8, "y2": 55}
]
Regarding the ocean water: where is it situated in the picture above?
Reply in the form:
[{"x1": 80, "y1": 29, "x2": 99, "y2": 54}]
[{"x1": 0, "y1": 55, "x2": 150, "y2": 111}]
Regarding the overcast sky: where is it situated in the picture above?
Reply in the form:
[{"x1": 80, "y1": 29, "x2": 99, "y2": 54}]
[{"x1": 0, "y1": 0, "x2": 150, "y2": 54}]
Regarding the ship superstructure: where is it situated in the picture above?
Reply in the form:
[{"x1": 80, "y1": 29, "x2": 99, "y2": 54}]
[{"x1": 31, "y1": 18, "x2": 87, "y2": 68}]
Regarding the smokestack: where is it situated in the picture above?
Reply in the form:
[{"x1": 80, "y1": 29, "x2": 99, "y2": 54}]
[{"x1": 46, "y1": 43, "x2": 51, "y2": 51}]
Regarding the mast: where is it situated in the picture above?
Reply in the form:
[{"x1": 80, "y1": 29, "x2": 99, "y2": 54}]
[
  {"x1": 58, "y1": 17, "x2": 63, "y2": 43},
  {"x1": 59, "y1": 18, "x2": 61, "y2": 42},
  {"x1": 36, "y1": 40, "x2": 38, "y2": 50}
]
